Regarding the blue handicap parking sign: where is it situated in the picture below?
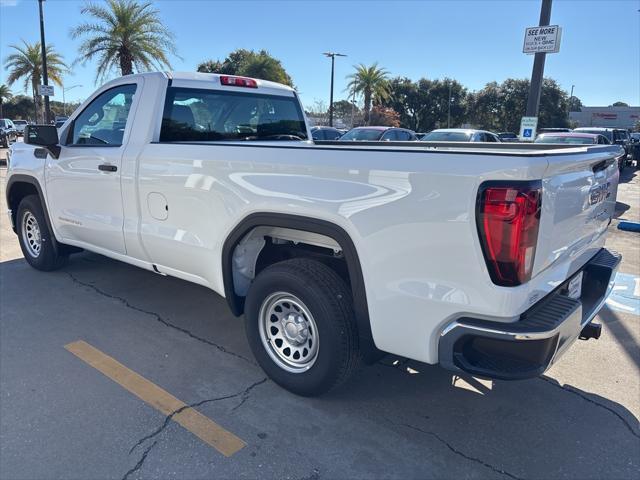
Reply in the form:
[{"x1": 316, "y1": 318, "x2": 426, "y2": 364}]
[{"x1": 523, "y1": 128, "x2": 532, "y2": 138}]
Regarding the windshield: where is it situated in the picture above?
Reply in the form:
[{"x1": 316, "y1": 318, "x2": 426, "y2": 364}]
[
  {"x1": 421, "y1": 131, "x2": 472, "y2": 142},
  {"x1": 535, "y1": 135, "x2": 595, "y2": 144},
  {"x1": 576, "y1": 129, "x2": 613, "y2": 141},
  {"x1": 13, "y1": 120, "x2": 27, "y2": 125},
  {"x1": 339, "y1": 128, "x2": 385, "y2": 141}
]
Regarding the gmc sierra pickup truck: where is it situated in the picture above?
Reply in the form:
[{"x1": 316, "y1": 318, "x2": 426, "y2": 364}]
[{"x1": 6, "y1": 72, "x2": 622, "y2": 396}]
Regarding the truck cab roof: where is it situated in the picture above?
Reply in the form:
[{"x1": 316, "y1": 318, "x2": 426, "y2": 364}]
[{"x1": 119, "y1": 71, "x2": 297, "y2": 96}]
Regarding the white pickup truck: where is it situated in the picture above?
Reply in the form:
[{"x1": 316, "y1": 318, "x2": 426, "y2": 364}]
[{"x1": 6, "y1": 72, "x2": 622, "y2": 396}]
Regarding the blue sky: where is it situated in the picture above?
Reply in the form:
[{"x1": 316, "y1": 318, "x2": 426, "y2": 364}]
[{"x1": 1, "y1": 0, "x2": 639, "y2": 109}]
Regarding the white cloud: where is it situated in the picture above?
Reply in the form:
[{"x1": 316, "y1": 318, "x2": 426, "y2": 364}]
[{"x1": 0, "y1": 0, "x2": 19, "y2": 6}]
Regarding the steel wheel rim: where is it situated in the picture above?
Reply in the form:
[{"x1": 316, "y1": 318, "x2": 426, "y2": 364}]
[
  {"x1": 21, "y1": 211, "x2": 42, "y2": 258},
  {"x1": 258, "y1": 292, "x2": 319, "y2": 373}
]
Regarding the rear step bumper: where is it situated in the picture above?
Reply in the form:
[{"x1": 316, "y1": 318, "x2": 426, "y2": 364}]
[{"x1": 438, "y1": 248, "x2": 621, "y2": 380}]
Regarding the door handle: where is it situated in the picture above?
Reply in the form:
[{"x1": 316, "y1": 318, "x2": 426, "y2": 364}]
[{"x1": 98, "y1": 164, "x2": 117, "y2": 172}]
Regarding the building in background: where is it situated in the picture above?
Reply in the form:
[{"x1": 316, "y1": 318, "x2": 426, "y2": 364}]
[{"x1": 570, "y1": 106, "x2": 639, "y2": 129}]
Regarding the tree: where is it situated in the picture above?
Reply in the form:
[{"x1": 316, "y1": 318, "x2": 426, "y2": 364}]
[
  {"x1": 71, "y1": 0, "x2": 177, "y2": 82},
  {"x1": 538, "y1": 78, "x2": 570, "y2": 129},
  {"x1": 332, "y1": 100, "x2": 358, "y2": 121},
  {"x1": 0, "y1": 84, "x2": 13, "y2": 117},
  {"x1": 384, "y1": 77, "x2": 425, "y2": 131},
  {"x1": 197, "y1": 49, "x2": 293, "y2": 86},
  {"x1": 467, "y1": 81, "x2": 501, "y2": 131},
  {"x1": 568, "y1": 96, "x2": 582, "y2": 112},
  {"x1": 468, "y1": 78, "x2": 570, "y2": 132},
  {"x1": 611, "y1": 101, "x2": 629, "y2": 107},
  {"x1": 3, "y1": 40, "x2": 67, "y2": 121},
  {"x1": 1, "y1": 95, "x2": 36, "y2": 121},
  {"x1": 369, "y1": 106, "x2": 400, "y2": 127},
  {"x1": 346, "y1": 63, "x2": 389, "y2": 125}
]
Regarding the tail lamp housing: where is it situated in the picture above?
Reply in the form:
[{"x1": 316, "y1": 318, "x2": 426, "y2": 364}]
[{"x1": 476, "y1": 181, "x2": 542, "y2": 286}]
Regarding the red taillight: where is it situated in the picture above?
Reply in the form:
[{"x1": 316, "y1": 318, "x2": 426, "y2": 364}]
[
  {"x1": 477, "y1": 182, "x2": 542, "y2": 286},
  {"x1": 219, "y1": 75, "x2": 258, "y2": 88}
]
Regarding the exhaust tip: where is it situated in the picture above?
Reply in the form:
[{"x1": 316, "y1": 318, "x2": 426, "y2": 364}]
[{"x1": 579, "y1": 322, "x2": 602, "y2": 341}]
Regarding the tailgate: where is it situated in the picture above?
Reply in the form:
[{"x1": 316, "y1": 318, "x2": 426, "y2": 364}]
[{"x1": 533, "y1": 146, "x2": 622, "y2": 276}]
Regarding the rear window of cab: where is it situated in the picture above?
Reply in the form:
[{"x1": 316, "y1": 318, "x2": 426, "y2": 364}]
[{"x1": 160, "y1": 87, "x2": 308, "y2": 142}]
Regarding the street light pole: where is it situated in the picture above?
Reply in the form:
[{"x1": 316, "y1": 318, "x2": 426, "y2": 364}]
[
  {"x1": 525, "y1": 0, "x2": 553, "y2": 117},
  {"x1": 447, "y1": 81, "x2": 452, "y2": 128},
  {"x1": 323, "y1": 52, "x2": 346, "y2": 127},
  {"x1": 38, "y1": 0, "x2": 51, "y2": 124},
  {"x1": 62, "y1": 84, "x2": 82, "y2": 116},
  {"x1": 568, "y1": 84, "x2": 575, "y2": 119}
]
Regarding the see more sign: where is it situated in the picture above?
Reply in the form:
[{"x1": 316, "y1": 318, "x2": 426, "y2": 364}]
[{"x1": 523, "y1": 25, "x2": 562, "y2": 54}]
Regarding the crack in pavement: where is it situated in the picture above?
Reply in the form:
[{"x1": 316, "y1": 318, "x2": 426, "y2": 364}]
[
  {"x1": 65, "y1": 271, "x2": 256, "y2": 365},
  {"x1": 539, "y1": 376, "x2": 640, "y2": 440},
  {"x1": 387, "y1": 418, "x2": 523, "y2": 480},
  {"x1": 128, "y1": 377, "x2": 268, "y2": 455},
  {"x1": 122, "y1": 440, "x2": 157, "y2": 480}
]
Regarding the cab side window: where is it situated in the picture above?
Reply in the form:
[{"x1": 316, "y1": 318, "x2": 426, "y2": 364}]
[
  {"x1": 381, "y1": 130, "x2": 397, "y2": 141},
  {"x1": 69, "y1": 84, "x2": 137, "y2": 146}
]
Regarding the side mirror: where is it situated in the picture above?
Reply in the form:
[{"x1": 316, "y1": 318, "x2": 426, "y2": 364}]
[{"x1": 24, "y1": 124, "x2": 60, "y2": 159}]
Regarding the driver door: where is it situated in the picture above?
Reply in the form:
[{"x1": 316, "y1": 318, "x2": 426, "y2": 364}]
[{"x1": 45, "y1": 83, "x2": 138, "y2": 255}]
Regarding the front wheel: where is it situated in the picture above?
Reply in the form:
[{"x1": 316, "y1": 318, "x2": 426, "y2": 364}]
[
  {"x1": 16, "y1": 195, "x2": 67, "y2": 271},
  {"x1": 244, "y1": 258, "x2": 361, "y2": 396}
]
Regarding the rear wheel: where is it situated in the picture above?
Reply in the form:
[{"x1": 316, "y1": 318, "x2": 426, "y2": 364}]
[
  {"x1": 245, "y1": 258, "x2": 361, "y2": 396},
  {"x1": 17, "y1": 195, "x2": 67, "y2": 271}
]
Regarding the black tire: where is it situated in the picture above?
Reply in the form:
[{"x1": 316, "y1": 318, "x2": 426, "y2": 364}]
[
  {"x1": 1, "y1": 136, "x2": 7, "y2": 148},
  {"x1": 245, "y1": 258, "x2": 361, "y2": 396},
  {"x1": 16, "y1": 195, "x2": 67, "y2": 271}
]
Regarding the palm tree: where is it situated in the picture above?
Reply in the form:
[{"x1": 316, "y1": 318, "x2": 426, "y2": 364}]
[
  {"x1": 3, "y1": 41, "x2": 67, "y2": 121},
  {"x1": 71, "y1": 0, "x2": 177, "y2": 82},
  {"x1": 0, "y1": 84, "x2": 13, "y2": 118},
  {"x1": 346, "y1": 63, "x2": 390, "y2": 125}
]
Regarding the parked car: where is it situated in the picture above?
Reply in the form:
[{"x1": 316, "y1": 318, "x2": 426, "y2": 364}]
[
  {"x1": 0, "y1": 118, "x2": 18, "y2": 147},
  {"x1": 12, "y1": 119, "x2": 29, "y2": 136},
  {"x1": 310, "y1": 126, "x2": 343, "y2": 141},
  {"x1": 537, "y1": 128, "x2": 572, "y2": 134},
  {"x1": 534, "y1": 132, "x2": 610, "y2": 145},
  {"x1": 497, "y1": 132, "x2": 519, "y2": 142},
  {"x1": 536, "y1": 132, "x2": 627, "y2": 171},
  {"x1": 574, "y1": 127, "x2": 632, "y2": 167},
  {"x1": 339, "y1": 126, "x2": 417, "y2": 141},
  {"x1": 7, "y1": 72, "x2": 622, "y2": 396},
  {"x1": 421, "y1": 128, "x2": 501, "y2": 142}
]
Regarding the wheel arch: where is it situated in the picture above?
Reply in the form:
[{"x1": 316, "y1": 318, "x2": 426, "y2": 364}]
[
  {"x1": 6, "y1": 175, "x2": 52, "y2": 235},
  {"x1": 222, "y1": 212, "x2": 380, "y2": 361}
]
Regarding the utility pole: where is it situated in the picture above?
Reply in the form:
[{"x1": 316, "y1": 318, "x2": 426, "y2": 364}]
[
  {"x1": 38, "y1": 0, "x2": 51, "y2": 124},
  {"x1": 525, "y1": 0, "x2": 552, "y2": 117},
  {"x1": 323, "y1": 52, "x2": 346, "y2": 127}
]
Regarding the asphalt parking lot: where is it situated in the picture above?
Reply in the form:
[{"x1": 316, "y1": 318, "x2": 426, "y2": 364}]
[{"x1": 0, "y1": 146, "x2": 638, "y2": 480}]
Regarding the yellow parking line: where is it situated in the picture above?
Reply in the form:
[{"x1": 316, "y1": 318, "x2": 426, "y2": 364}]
[{"x1": 64, "y1": 340, "x2": 245, "y2": 457}]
